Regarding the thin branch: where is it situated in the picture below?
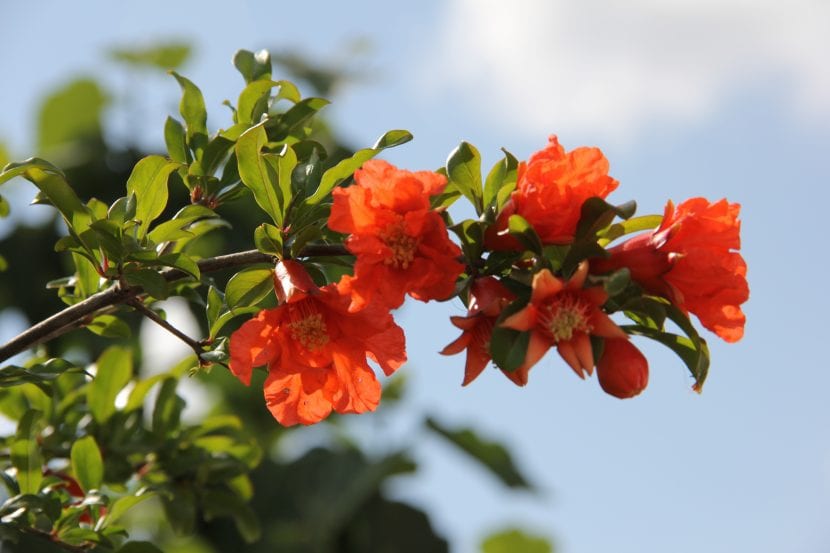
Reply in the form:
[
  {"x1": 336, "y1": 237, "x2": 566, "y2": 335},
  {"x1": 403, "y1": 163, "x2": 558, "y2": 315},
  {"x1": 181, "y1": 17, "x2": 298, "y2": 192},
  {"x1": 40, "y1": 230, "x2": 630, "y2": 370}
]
[
  {"x1": 0, "y1": 244, "x2": 350, "y2": 364},
  {"x1": 128, "y1": 299, "x2": 205, "y2": 357}
]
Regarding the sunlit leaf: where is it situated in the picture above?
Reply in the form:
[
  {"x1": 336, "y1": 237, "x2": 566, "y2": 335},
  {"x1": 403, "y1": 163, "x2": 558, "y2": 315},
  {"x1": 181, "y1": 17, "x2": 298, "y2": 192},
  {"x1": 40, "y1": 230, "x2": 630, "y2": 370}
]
[
  {"x1": 124, "y1": 268, "x2": 168, "y2": 300},
  {"x1": 225, "y1": 267, "x2": 275, "y2": 311},
  {"x1": 37, "y1": 78, "x2": 108, "y2": 153},
  {"x1": 71, "y1": 436, "x2": 104, "y2": 493},
  {"x1": 88, "y1": 346, "x2": 133, "y2": 423},
  {"x1": 481, "y1": 528, "x2": 553, "y2": 553},
  {"x1": 233, "y1": 49, "x2": 272, "y2": 84},
  {"x1": 101, "y1": 492, "x2": 156, "y2": 529},
  {"x1": 236, "y1": 124, "x2": 295, "y2": 226},
  {"x1": 305, "y1": 129, "x2": 413, "y2": 205},
  {"x1": 11, "y1": 410, "x2": 43, "y2": 495},
  {"x1": 446, "y1": 141, "x2": 484, "y2": 214},
  {"x1": 484, "y1": 148, "x2": 519, "y2": 210},
  {"x1": 164, "y1": 116, "x2": 189, "y2": 164},
  {"x1": 86, "y1": 314, "x2": 131, "y2": 338},
  {"x1": 110, "y1": 42, "x2": 191, "y2": 70},
  {"x1": 170, "y1": 72, "x2": 208, "y2": 158},
  {"x1": 125, "y1": 155, "x2": 181, "y2": 233}
]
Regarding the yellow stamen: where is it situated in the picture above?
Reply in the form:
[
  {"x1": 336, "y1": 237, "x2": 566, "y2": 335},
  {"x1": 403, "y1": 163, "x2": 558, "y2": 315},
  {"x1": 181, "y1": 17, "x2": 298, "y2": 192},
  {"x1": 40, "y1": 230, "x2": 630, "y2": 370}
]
[
  {"x1": 287, "y1": 302, "x2": 329, "y2": 351},
  {"x1": 380, "y1": 221, "x2": 419, "y2": 269},
  {"x1": 541, "y1": 293, "x2": 592, "y2": 342}
]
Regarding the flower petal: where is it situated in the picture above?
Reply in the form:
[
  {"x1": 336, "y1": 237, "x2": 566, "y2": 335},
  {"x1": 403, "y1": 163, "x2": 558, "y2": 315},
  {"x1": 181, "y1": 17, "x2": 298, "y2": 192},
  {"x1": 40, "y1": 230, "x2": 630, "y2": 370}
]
[{"x1": 263, "y1": 366, "x2": 334, "y2": 426}]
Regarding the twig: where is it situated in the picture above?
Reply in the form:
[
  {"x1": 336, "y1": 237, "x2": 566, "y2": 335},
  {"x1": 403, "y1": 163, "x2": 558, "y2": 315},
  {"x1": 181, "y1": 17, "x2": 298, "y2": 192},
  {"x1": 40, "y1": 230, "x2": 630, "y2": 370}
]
[
  {"x1": 0, "y1": 244, "x2": 349, "y2": 363},
  {"x1": 128, "y1": 299, "x2": 205, "y2": 358}
]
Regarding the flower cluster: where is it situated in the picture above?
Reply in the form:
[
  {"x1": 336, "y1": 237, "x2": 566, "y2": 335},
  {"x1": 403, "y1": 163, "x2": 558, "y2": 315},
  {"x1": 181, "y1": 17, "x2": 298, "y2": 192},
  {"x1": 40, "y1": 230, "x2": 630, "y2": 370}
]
[
  {"x1": 229, "y1": 136, "x2": 749, "y2": 425},
  {"x1": 230, "y1": 162, "x2": 464, "y2": 425},
  {"x1": 443, "y1": 136, "x2": 748, "y2": 398}
]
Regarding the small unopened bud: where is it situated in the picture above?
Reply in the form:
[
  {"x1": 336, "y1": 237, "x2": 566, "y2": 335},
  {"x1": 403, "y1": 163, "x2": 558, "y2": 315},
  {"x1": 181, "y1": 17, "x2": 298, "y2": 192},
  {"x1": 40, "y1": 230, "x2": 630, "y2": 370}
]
[{"x1": 596, "y1": 338, "x2": 649, "y2": 399}]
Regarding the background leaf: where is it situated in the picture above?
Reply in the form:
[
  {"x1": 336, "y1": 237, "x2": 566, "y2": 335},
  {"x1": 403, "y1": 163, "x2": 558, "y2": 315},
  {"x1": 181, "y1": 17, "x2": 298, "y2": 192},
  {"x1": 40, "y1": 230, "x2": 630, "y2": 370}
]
[
  {"x1": 71, "y1": 436, "x2": 104, "y2": 493},
  {"x1": 425, "y1": 417, "x2": 533, "y2": 489}
]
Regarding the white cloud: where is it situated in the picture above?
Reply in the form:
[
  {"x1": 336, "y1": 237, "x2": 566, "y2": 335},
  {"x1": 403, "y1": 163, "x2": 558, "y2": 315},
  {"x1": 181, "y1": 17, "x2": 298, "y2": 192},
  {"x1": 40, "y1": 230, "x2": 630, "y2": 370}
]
[{"x1": 424, "y1": 0, "x2": 830, "y2": 143}]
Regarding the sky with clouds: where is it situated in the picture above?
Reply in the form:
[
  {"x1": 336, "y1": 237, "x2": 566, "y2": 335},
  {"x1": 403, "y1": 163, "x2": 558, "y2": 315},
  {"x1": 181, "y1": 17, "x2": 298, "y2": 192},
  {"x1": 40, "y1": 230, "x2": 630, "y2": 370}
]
[{"x1": 2, "y1": 1, "x2": 830, "y2": 551}]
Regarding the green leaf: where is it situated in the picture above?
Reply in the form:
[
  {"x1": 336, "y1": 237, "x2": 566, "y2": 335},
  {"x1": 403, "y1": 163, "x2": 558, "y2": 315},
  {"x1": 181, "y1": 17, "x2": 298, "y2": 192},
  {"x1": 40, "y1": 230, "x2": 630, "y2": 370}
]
[
  {"x1": 507, "y1": 214, "x2": 543, "y2": 254},
  {"x1": 237, "y1": 80, "x2": 281, "y2": 125},
  {"x1": 71, "y1": 436, "x2": 104, "y2": 493},
  {"x1": 201, "y1": 489, "x2": 262, "y2": 543},
  {"x1": 125, "y1": 374, "x2": 166, "y2": 412},
  {"x1": 86, "y1": 314, "x2": 131, "y2": 338},
  {"x1": 89, "y1": 346, "x2": 133, "y2": 423},
  {"x1": 101, "y1": 492, "x2": 155, "y2": 529},
  {"x1": 152, "y1": 377, "x2": 184, "y2": 436},
  {"x1": 7, "y1": 164, "x2": 93, "y2": 245},
  {"x1": 208, "y1": 307, "x2": 260, "y2": 339},
  {"x1": 11, "y1": 410, "x2": 43, "y2": 495},
  {"x1": 481, "y1": 528, "x2": 553, "y2": 553},
  {"x1": 0, "y1": 195, "x2": 10, "y2": 218},
  {"x1": 233, "y1": 49, "x2": 272, "y2": 84},
  {"x1": 624, "y1": 325, "x2": 709, "y2": 389},
  {"x1": 236, "y1": 125, "x2": 296, "y2": 226},
  {"x1": 164, "y1": 116, "x2": 189, "y2": 164},
  {"x1": 425, "y1": 417, "x2": 532, "y2": 489},
  {"x1": 449, "y1": 219, "x2": 485, "y2": 262},
  {"x1": 147, "y1": 204, "x2": 217, "y2": 244},
  {"x1": 446, "y1": 141, "x2": 484, "y2": 214},
  {"x1": 265, "y1": 97, "x2": 330, "y2": 141},
  {"x1": 157, "y1": 252, "x2": 200, "y2": 279},
  {"x1": 484, "y1": 149, "x2": 519, "y2": 209},
  {"x1": 124, "y1": 268, "x2": 169, "y2": 299},
  {"x1": 117, "y1": 541, "x2": 166, "y2": 553},
  {"x1": 602, "y1": 268, "x2": 631, "y2": 297},
  {"x1": 37, "y1": 78, "x2": 108, "y2": 153},
  {"x1": 489, "y1": 326, "x2": 531, "y2": 373},
  {"x1": 305, "y1": 129, "x2": 413, "y2": 205},
  {"x1": 597, "y1": 214, "x2": 663, "y2": 246},
  {"x1": 110, "y1": 42, "x2": 191, "y2": 70},
  {"x1": 573, "y1": 197, "x2": 637, "y2": 242},
  {"x1": 170, "y1": 71, "x2": 208, "y2": 158},
  {"x1": 72, "y1": 252, "x2": 102, "y2": 298},
  {"x1": 206, "y1": 286, "x2": 224, "y2": 331},
  {"x1": 126, "y1": 155, "x2": 180, "y2": 233},
  {"x1": 225, "y1": 267, "x2": 275, "y2": 311},
  {"x1": 254, "y1": 223, "x2": 283, "y2": 255}
]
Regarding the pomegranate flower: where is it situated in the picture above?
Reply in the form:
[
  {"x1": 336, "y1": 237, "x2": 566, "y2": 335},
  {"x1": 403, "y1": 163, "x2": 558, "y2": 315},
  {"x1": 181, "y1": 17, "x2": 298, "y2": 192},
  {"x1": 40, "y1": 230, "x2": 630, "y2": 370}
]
[
  {"x1": 229, "y1": 261, "x2": 406, "y2": 426},
  {"x1": 440, "y1": 277, "x2": 516, "y2": 386},
  {"x1": 596, "y1": 338, "x2": 649, "y2": 399},
  {"x1": 592, "y1": 197, "x2": 748, "y2": 342},
  {"x1": 500, "y1": 262, "x2": 627, "y2": 385},
  {"x1": 328, "y1": 159, "x2": 465, "y2": 312},
  {"x1": 486, "y1": 136, "x2": 619, "y2": 249}
]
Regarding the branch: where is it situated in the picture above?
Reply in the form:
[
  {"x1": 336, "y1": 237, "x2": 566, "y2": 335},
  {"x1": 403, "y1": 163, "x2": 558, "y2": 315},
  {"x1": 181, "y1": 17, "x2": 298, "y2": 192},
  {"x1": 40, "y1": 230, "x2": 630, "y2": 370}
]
[
  {"x1": 129, "y1": 299, "x2": 205, "y2": 357},
  {"x1": 0, "y1": 245, "x2": 349, "y2": 363}
]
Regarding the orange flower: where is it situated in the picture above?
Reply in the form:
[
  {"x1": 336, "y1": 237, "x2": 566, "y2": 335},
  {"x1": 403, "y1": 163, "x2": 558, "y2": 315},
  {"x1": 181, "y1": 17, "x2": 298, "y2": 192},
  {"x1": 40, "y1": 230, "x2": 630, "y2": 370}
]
[
  {"x1": 596, "y1": 338, "x2": 649, "y2": 399},
  {"x1": 440, "y1": 277, "x2": 516, "y2": 386},
  {"x1": 328, "y1": 159, "x2": 465, "y2": 312},
  {"x1": 229, "y1": 261, "x2": 406, "y2": 426},
  {"x1": 486, "y1": 136, "x2": 619, "y2": 248},
  {"x1": 592, "y1": 198, "x2": 748, "y2": 342},
  {"x1": 500, "y1": 262, "x2": 627, "y2": 385}
]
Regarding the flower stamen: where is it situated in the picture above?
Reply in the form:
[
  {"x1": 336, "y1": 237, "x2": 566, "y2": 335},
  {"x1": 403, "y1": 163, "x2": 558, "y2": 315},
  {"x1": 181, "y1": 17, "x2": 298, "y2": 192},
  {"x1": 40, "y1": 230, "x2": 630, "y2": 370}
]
[
  {"x1": 288, "y1": 302, "x2": 329, "y2": 351},
  {"x1": 540, "y1": 293, "x2": 592, "y2": 342},
  {"x1": 380, "y1": 222, "x2": 419, "y2": 269}
]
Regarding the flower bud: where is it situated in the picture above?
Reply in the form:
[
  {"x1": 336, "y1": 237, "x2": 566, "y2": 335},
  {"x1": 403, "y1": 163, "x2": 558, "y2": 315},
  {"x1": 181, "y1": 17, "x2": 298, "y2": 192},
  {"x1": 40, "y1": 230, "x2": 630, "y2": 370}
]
[{"x1": 596, "y1": 338, "x2": 649, "y2": 399}]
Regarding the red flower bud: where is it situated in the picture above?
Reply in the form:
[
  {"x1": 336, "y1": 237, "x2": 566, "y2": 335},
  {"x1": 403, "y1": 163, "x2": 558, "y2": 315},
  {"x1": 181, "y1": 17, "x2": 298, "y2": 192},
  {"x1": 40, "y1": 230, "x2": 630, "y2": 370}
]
[{"x1": 596, "y1": 338, "x2": 649, "y2": 399}]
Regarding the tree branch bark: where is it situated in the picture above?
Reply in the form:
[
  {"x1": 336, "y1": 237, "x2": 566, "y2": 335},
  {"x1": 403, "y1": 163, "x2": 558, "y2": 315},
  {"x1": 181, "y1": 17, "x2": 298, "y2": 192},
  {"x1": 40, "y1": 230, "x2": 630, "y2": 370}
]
[{"x1": 0, "y1": 245, "x2": 349, "y2": 364}]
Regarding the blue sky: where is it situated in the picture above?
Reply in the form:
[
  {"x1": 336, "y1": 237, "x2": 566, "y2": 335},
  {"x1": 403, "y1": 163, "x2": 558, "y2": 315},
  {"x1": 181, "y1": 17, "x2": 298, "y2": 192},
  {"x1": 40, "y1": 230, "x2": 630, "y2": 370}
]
[{"x1": 2, "y1": 1, "x2": 830, "y2": 551}]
